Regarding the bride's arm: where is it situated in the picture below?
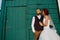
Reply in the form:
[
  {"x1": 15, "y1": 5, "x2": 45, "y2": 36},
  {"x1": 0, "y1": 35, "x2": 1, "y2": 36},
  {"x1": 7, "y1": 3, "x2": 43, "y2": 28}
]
[
  {"x1": 39, "y1": 22, "x2": 43, "y2": 26},
  {"x1": 43, "y1": 16, "x2": 48, "y2": 26},
  {"x1": 43, "y1": 18, "x2": 48, "y2": 26},
  {"x1": 39, "y1": 16, "x2": 49, "y2": 26}
]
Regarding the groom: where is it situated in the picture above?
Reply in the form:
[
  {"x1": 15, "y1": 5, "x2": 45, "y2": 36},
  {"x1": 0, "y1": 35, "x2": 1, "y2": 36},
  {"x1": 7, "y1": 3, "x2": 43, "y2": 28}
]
[{"x1": 31, "y1": 8, "x2": 44, "y2": 40}]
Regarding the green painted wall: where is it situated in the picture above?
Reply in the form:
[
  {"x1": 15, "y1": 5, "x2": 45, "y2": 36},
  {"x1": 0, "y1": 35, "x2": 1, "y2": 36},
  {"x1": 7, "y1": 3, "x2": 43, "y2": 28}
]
[{"x1": 1, "y1": 0, "x2": 60, "y2": 40}]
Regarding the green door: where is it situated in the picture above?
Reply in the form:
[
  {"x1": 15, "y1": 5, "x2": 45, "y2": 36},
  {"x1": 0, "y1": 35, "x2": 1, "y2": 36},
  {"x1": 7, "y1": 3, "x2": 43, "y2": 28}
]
[{"x1": 5, "y1": 7, "x2": 27, "y2": 40}]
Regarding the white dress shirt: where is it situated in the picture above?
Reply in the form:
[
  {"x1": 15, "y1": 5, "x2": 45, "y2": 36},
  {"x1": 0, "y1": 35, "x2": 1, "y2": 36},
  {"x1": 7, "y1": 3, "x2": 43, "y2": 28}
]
[{"x1": 31, "y1": 15, "x2": 41, "y2": 33}]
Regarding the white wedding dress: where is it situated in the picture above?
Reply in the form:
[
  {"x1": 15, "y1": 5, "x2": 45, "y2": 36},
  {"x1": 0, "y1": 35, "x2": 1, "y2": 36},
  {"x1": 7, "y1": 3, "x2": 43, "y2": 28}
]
[{"x1": 39, "y1": 18, "x2": 60, "y2": 40}]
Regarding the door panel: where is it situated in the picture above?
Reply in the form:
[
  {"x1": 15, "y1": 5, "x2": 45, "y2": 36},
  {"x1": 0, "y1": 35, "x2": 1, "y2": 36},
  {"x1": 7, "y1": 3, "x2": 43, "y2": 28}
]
[{"x1": 5, "y1": 7, "x2": 26, "y2": 40}]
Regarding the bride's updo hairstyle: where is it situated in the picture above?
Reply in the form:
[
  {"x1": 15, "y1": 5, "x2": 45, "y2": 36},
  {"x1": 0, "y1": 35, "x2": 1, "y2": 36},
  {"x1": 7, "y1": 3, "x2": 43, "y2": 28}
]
[{"x1": 42, "y1": 9, "x2": 49, "y2": 15}]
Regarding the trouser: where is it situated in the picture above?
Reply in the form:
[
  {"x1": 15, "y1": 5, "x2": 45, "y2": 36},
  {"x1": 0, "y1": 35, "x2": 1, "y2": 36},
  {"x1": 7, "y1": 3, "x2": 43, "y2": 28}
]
[{"x1": 34, "y1": 30, "x2": 42, "y2": 40}]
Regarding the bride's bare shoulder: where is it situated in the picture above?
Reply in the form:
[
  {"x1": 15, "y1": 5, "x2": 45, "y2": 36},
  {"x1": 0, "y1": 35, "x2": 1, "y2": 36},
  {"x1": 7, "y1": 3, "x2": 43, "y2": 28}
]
[{"x1": 45, "y1": 16, "x2": 50, "y2": 20}]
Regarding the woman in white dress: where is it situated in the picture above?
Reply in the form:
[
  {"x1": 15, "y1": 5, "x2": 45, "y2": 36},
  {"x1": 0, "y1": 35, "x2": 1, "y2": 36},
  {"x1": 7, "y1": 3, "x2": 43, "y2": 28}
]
[{"x1": 39, "y1": 9, "x2": 60, "y2": 40}]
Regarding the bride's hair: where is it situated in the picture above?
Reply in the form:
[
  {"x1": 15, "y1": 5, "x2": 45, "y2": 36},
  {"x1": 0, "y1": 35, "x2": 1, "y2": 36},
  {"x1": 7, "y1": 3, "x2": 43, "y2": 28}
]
[{"x1": 42, "y1": 9, "x2": 49, "y2": 15}]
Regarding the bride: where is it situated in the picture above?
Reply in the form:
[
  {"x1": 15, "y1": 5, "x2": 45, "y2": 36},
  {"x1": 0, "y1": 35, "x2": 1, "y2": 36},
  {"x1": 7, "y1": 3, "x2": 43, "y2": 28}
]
[{"x1": 39, "y1": 9, "x2": 60, "y2": 40}]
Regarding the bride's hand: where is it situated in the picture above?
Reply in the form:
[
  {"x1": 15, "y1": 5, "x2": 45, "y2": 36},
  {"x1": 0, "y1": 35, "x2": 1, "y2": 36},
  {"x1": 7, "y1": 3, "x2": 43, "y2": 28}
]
[{"x1": 39, "y1": 22, "x2": 43, "y2": 26}]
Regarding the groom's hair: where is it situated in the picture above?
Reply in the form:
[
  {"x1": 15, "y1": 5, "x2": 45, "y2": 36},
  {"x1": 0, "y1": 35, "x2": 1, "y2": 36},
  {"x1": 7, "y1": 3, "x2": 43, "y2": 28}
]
[{"x1": 42, "y1": 9, "x2": 49, "y2": 15}]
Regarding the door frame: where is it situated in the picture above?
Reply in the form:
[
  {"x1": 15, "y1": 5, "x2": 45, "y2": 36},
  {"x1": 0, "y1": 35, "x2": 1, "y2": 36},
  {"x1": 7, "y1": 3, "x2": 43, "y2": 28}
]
[{"x1": 3, "y1": 6, "x2": 28, "y2": 40}]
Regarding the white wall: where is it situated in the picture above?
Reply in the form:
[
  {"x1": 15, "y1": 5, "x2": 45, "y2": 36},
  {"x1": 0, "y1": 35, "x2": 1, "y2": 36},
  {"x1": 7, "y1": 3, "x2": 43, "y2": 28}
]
[
  {"x1": 0, "y1": 0, "x2": 2, "y2": 9},
  {"x1": 58, "y1": 0, "x2": 60, "y2": 13}
]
